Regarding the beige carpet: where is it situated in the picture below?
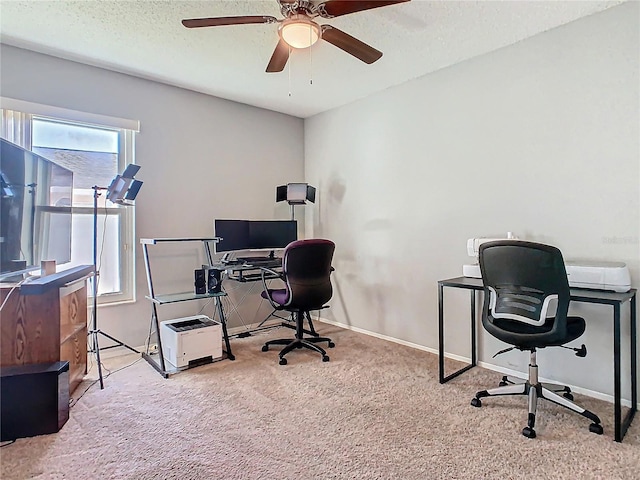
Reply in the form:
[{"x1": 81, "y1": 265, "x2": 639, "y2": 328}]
[{"x1": 1, "y1": 325, "x2": 639, "y2": 479}]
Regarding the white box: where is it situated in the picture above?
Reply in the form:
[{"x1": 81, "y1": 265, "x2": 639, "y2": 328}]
[{"x1": 160, "y1": 315, "x2": 222, "y2": 368}]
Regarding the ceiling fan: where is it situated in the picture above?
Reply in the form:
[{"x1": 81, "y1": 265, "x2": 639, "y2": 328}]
[{"x1": 182, "y1": 0, "x2": 410, "y2": 73}]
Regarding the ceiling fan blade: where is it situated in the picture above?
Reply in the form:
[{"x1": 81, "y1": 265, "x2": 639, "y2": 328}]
[
  {"x1": 182, "y1": 16, "x2": 278, "y2": 28},
  {"x1": 266, "y1": 39, "x2": 290, "y2": 73},
  {"x1": 321, "y1": 25, "x2": 382, "y2": 64},
  {"x1": 316, "y1": 0, "x2": 410, "y2": 18}
]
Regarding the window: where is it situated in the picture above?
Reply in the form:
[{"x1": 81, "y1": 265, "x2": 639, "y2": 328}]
[{"x1": 1, "y1": 102, "x2": 139, "y2": 305}]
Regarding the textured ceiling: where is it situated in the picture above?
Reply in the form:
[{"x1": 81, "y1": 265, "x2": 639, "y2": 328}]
[{"x1": 0, "y1": 1, "x2": 625, "y2": 118}]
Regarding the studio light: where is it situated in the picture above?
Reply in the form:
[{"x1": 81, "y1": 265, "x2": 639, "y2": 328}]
[
  {"x1": 89, "y1": 164, "x2": 143, "y2": 389},
  {"x1": 276, "y1": 182, "x2": 316, "y2": 220}
]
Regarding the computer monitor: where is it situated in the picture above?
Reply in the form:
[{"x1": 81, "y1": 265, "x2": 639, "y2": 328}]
[
  {"x1": 214, "y1": 219, "x2": 297, "y2": 254},
  {"x1": 214, "y1": 219, "x2": 250, "y2": 253},
  {"x1": 249, "y1": 220, "x2": 297, "y2": 250}
]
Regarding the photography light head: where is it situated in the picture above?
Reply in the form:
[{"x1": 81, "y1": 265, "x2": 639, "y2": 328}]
[{"x1": 107, "y1": 164, "x2": 143, "y2": 205}]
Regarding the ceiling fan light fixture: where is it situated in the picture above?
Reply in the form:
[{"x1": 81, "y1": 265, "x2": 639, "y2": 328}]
[{"x1": 279, "y1": 15, "x2": 320, "y2": 49}]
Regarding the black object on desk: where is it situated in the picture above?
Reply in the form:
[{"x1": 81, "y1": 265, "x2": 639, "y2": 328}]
[
  {"x1": 237, "y1": 256, "x2": 281, "y2": 264},
  {"x1": 438, "y1": 275, "x2": 637, "y2": 442},
  {"x1": 222, "y1": 258, "x2": 283, "y2": 282},
  {"x1": 1, "y1": 361, "x2": 70, "y2": 441}
]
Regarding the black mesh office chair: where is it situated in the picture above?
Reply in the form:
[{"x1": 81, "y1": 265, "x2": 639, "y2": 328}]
[
  {"x1": 471, "y1": 240, "x2": 603, "y2": 438},
  {"x1": 260, "y1": 238, "x2": 335, "y2": 365}
]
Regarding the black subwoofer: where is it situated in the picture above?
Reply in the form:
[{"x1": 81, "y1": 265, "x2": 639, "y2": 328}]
[{"x1": 0, "y1": 361, "x2": 70, "y2": 441}]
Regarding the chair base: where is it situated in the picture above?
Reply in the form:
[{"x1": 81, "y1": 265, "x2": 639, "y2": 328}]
[
  {"x1": 262, "y1": 310, "x2": 334, "y2": 365},
  {"x1": 280, "y1": 311, "x2": 320, "y2": 338},
  {"x1": 262, "y1": 337, "x2": 334, "y2": 365},
  {"x1": 471, "y1": 353, "x2": 603, "y2": 438}
]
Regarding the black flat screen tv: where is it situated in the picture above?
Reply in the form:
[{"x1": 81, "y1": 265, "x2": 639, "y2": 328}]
[
  {"x1": 214, "y1": 219, "x2": 297, "y2": 253},
  {"x1": 0, "y1": 138, "x2": 73, "y2": 280}
]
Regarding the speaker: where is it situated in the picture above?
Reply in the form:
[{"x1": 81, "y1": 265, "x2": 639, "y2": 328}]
[
  {"x1": 1, "y1": 361, "x2": 70, "y2": 441},
  {"x1": 194, "y1": 268, "x2": 206, "y2": 294},
  {"x1": 207, "y1": 268, "x2": 222, "y2": 294}
]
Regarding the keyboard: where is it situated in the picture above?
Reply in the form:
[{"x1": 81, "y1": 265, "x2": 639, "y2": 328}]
[{"x1": 238, "y1": 256, "x2": 280, "y2": 265}]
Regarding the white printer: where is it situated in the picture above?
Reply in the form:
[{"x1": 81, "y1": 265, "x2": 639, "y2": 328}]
[
  {"x1": 564, "y1": 260, "x2": 631, "y2": 292},
  {"x1": 462, "y1": 235, "x2": 631, "y2": 293},
  {"x1": 160, "y1": 315, "x2": 222, "y2": 368}
]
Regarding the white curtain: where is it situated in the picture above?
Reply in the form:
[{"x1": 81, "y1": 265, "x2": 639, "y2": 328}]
[{"x1": 1, "y1": 109, "x2": 32, "y2": 149}]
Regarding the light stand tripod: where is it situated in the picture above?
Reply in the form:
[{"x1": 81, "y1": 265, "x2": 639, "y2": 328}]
[{"x1": 88, "y1": 166, "x2": 143, "y2": 389}]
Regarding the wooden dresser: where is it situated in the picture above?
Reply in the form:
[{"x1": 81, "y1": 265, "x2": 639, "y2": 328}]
[{"x1": 0, "y1": 265, "x2": 93, "y2": 394}]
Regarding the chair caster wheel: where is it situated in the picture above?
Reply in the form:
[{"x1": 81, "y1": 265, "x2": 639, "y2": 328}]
[
  {"x1": 279, "y1": 358, "x2": 287, "y2": 365},
  {"x1": 522, "y1": 427, "x2": 536, "y2": 438},
  {"x1": 322, "y1": 355, "x2": 330, "y2": 362},
  {"x1": 589, "y1": 423, "x2": 603, "y2": 435},
  {"x1": 261, "y1": 345, "x2": 269, "y2": 352},
  {"x1": 328, "y1": 341, "x2": 335, "y2": 348},
  {"x1": 470, "y1": 398, "x2": 482, "y2": 407},
  {"x1": 563, "y1": 392, "x2": 574, "y2": 401}
]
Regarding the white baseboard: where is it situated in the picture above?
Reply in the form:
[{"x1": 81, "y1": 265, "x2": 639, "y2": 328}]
[
  {"x1": 320, "y1": 318, "x2": 639, "y2": 409},
  {"x1": 94, "y1": 316, "x2": 639, "y2": 409}
]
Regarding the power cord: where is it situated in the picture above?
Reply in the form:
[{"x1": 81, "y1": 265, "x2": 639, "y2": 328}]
[
  {"x1": 69, "y1": 356, "x2": 142, "y2": 408},
  {"x1": 0, "y1": 276, "x2": 31, "y2": 313}
]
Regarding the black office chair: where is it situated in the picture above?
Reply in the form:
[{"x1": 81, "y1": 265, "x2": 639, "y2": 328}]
[
  {"x1": 260, "y1": 238, "x2": 336, "y2": 365},
  {"x1": 470, "y1": 240, "x2": 603, "y2": 438}
]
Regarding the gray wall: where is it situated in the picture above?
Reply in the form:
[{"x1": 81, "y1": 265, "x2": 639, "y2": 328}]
[
  {"x1": 0, "y1": 44, "x2": 305, "y2": 347},
  {"x1": 1, "y1": 2, "x2": 638, "y2": 404},
  {"x1": 304, "y1": 2, "x2": 639, "y2": 401}
]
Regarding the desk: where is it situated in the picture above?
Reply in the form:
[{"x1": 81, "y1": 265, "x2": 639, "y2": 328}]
[
  {"x1": 215, "y1": 260, "x2": 319, "y2": 338},
  {"x1": 438, "y1": 276, "x2": 637, "y2": 442},
  {"x1": 215, "y1": 259, "x2": 282, "y2": 283},
  {"x1": 141, "y1": 238, "x2": 234, "y2": 378}
]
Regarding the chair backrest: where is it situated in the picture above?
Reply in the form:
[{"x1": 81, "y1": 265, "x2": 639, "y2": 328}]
[
  {"x1": 281, "y1": 238, "x2": 335, "y2": 310},
  {"x1": 479, "y1": 240, "x2": 570, "y2": 344}
]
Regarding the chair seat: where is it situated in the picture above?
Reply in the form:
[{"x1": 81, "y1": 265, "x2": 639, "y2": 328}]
[
  {"x1": 487, "y1": 316, "x2": 586, "y2": 350},
  {"x1": 262, "y1": 288, "x2": 287, "y2": 306}
]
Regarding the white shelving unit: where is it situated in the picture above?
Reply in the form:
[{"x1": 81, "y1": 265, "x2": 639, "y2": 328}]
[{"x1": 140, "y1": 237, "x2": 235, "y2": 378}]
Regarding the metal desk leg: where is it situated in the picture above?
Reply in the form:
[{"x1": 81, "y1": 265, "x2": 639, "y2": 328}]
[
  {"x1": 618, "y1": 295, "x2": 637, "y2": 442},
  {"x1": 439, "y1": 284, "x2": 477, "y2": 384},
  {"x1": 216, "y1": 297, "x2": 235, "y2": 361},
  {"x1": 142, "y1": 303, "x2": 169, "y2": 378},
  {"x1": 470, "y1": 289, "x2": 477, "y2": 369},
  {"x1": 631, "y1": 295, "x2": 638, "y2": 423},
  {"x1": 614, "y1": 302, "x2": 621, "y2": 442},
  {"x1": 438, "y1": 283, "x2": 445, "y2": 383}
]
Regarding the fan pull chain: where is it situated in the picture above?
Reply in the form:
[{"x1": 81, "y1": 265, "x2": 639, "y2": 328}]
[
  {"x1": 309, "y1": 27, "x2": 313, "y2": 85},
  {"x1": 288, "y1": 45, "x2": 292, "y2": 97}
]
